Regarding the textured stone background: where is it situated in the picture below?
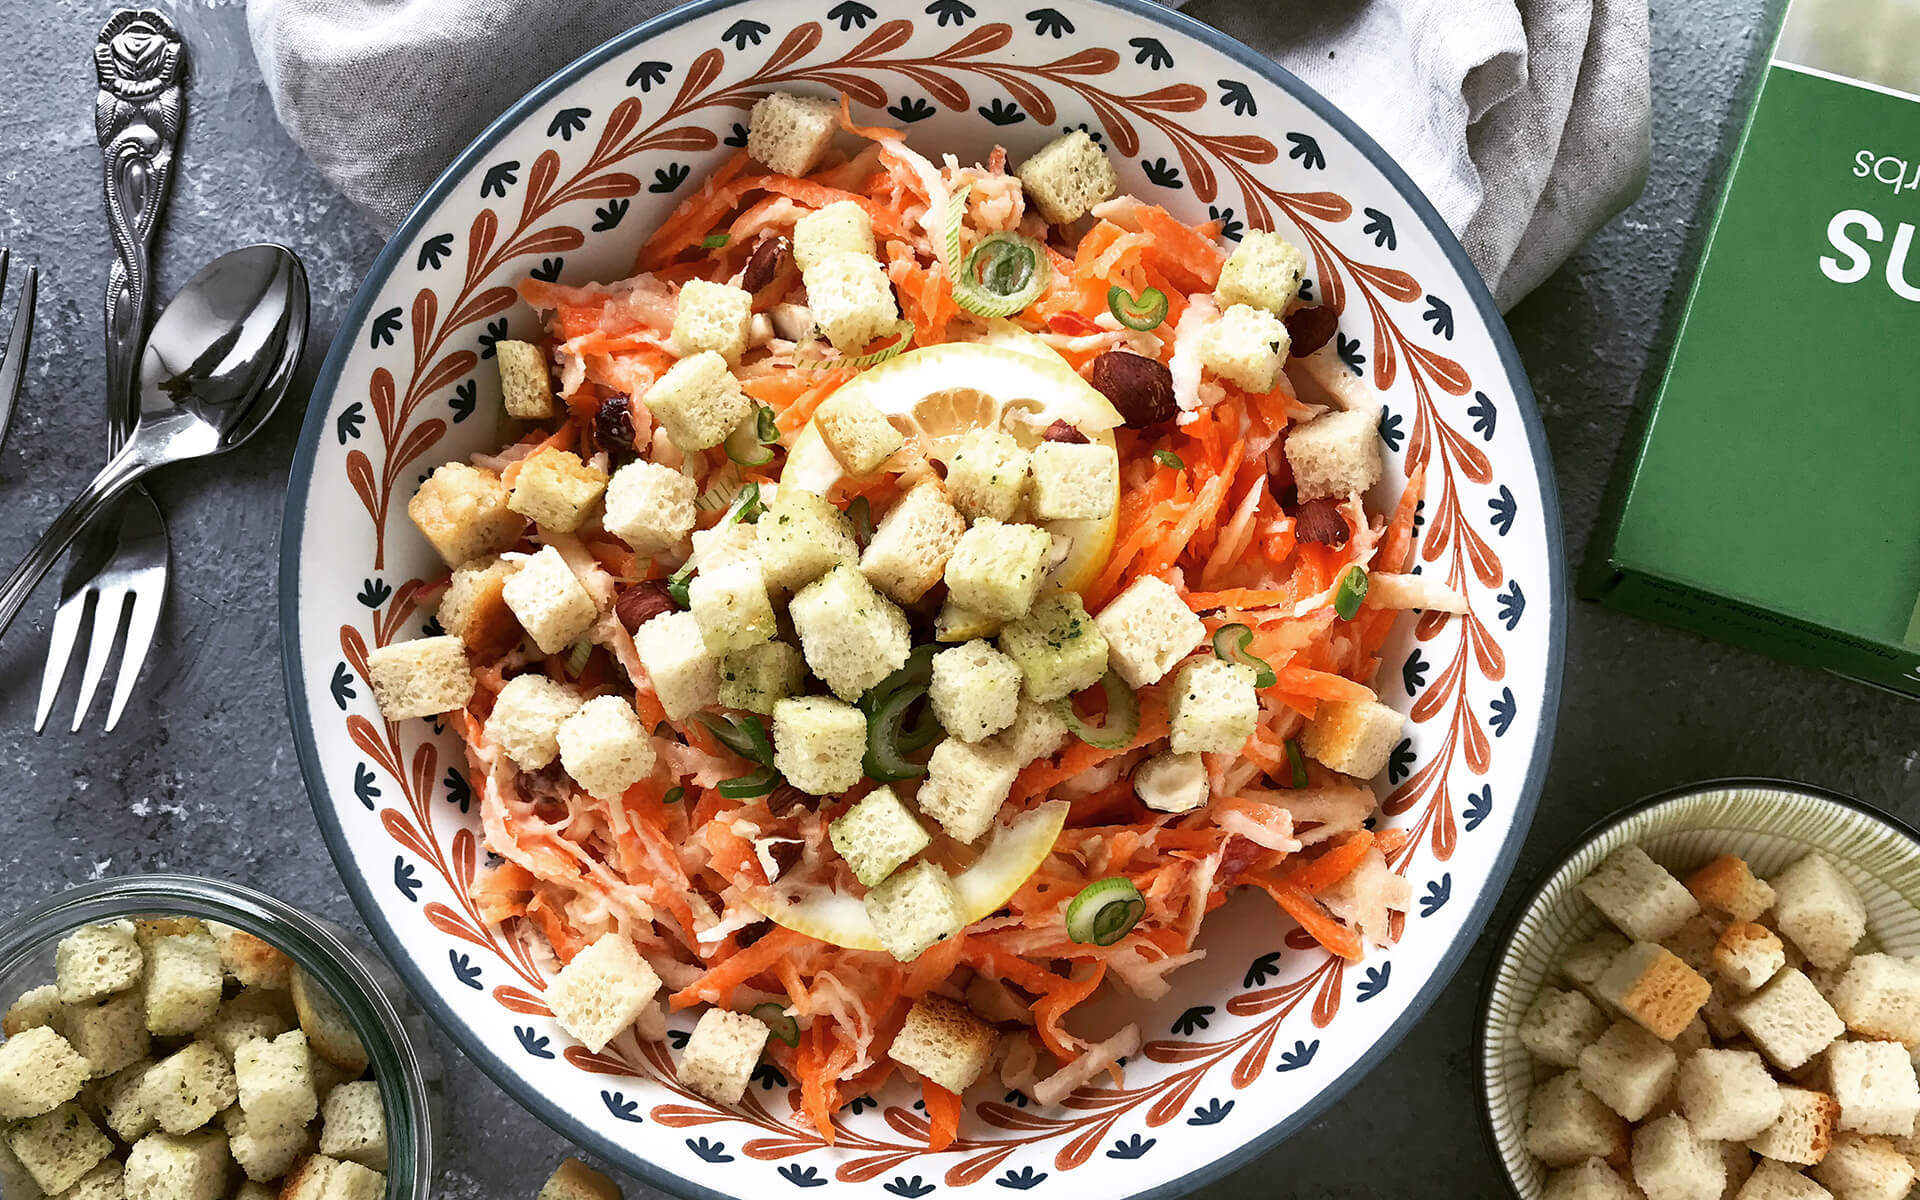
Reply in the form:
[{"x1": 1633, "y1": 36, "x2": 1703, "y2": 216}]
[{"x1": 4, "y1": 1, "x2": 1912, "y2": 1197}]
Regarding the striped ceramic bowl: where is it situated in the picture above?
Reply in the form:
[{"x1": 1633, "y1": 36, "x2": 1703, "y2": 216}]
[{"x1": 1477, "y1": 779, "x2": 1920, "y2": 1198}]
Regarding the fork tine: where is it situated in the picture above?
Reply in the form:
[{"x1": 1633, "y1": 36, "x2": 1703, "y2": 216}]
[
  {"x1": 105, "y1": 581, "x2": 163, "y2": 732},
  {"x1": 34, "y1": 592, "x2": 89, "y2": 734},
  {"x1": 70, "y1": 590, "x2": 126, "y2": 733},
  {"x1": 0, "y1": 259, "x2": 34, "y2": 450}
]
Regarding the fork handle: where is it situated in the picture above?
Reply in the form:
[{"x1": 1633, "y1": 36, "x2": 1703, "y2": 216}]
[
  {"x1": 0, "y1": 446, "x2": 153, "y2": 640},
  {"x1": 95, "y1": 9, "x2": 186, "y2": 443}
]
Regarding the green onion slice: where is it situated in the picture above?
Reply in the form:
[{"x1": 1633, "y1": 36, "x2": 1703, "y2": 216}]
[
  {"x1": 1333, "y1": 564, "x2": 1369, "y2": 621},
  {"x1": 663, "y1": 786, "x2": 685, "y2": 804},
  {"x1": 724, "y1": 480, "x2": 764, "y2": 525},
  {"x1": 1283, "y1": 739, "x2": 1308, "y2": 789},
  {"x1": 1210, "y1": 623, "x2": 1277, "y2": 688},
  {"x1": 1064, "y1": 877, "x2": 1146, "y2": 946},
  {"x1": 695, "y1": 462, "x2": 745, "y2": 512},
  {"x1": 695, "y1": 712, "x2": 776, "y2": 768},
  {"x1": 952, "y1": 232, "x2": 1048, "y2": 318},
  {"x1": 751, "y1": 1001, "x2": 801, "y2": 1046},
  {"x1": 665, "y1": 559, "x2": 695, "y2": 609},
  {"x1": 1107, "y1": 285, "x2": 1169, "y2": 331},
  {"x1": 717, "y1": 765, "x2": 779, "y2": 799},
  {"x1": 942, "y1": 183, "x2": 973, "y2": 270},
  {"x1": 563, "y1": 636, "x2": 594, "y2": 677},
  {"x1": 793, "y1": 320, "x2": 915, "y2": 371},
  {"x1": 863, "y1": 683, "x2": 932, "y2": 782},
  {"x1": 847, "y1": 496, "x2": 874, "y2": 548},
  {"x1": 1060, "y1": 672, "x2": 1141, "y2": 751},
  {"x1": 1153, "y1": 449, "x2": 1184, "y2": 469},
  {"x1": 702, "y1": 233, "x2": 731, "y2": 248},
  {"x1": 724, "y1": 405, "x2": 780, "y2": 465}
]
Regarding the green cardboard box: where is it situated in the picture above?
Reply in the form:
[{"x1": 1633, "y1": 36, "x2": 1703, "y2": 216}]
[{"x1": 1585, "y1": 0, "x2": 1920, "y2": 696}]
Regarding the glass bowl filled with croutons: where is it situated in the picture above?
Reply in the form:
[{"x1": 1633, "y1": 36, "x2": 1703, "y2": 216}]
[
  {"x1": 0, "y1": 874, "x2": 438, "y2": 1198},
  {"x1": 1478, "y1": 780, "x2": 1920, "y2": 1200}
]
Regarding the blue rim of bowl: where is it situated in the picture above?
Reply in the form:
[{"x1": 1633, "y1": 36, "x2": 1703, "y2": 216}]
[
  {"x1": 1471, "y1": 777, "x2": 1920, "y2": 1199},
  {"x1": 277, "y1": 1, "x2": 1568, "y2": 1195}
]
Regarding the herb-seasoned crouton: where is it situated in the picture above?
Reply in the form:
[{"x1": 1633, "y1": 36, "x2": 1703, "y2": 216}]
[
  {"x1": 546, "y1": 934, "x2": 662, "y2": 1054},
  {"x1": 998, "y1": 592, "x2": 1109, "y2": 704},
  {"x1": 1677, "y1": 1048, "x2": 1783, "y2": 1140},
  {"x1": 1770, "y1": 855, "x2": 1866, "y2": 970},
  {"x1": 814, "y1": 391, "x2": 905, "y2": 478},
  {"x1": 540, "y1": 1158, "x2": 624, "y2": 1200},
  {"x1": 207, "y1": 989, "x2": 294, "y2": 1059},
  {"x1": 691, "y1": 519, "x2": 759, "y2": 572},
  {"x1": 929, "y1": 640, "x2": 1022, "y2": 743},
  {"x1": 290, "y1": 969, "x2": 369, "y2": 1076},
  {"x1": 1214, "y1": 229, "x2": 1310, "y2": 314},
  {"x1": 603, "y1": 460, "x2": 698, "y2": 556},
  {"x1": 365, "y1": 635, "x2": 474, "y2": 721},
  {"x1": 747, "y1": 92, "x2": 838, "y2": 177},
  {"x1": 757, "y1": 488, "x2": 859, "y2": 592},
  {"x1": 56, "y1": 1159, "x2": 122, "y2": 1200},
  {"x1": 66, "y1": 991, "x2": 149, "y2": 1078},
  {"x1": 1833, "y1": 955, "x2": 1920, "y2": 1046},
  {"x1": 408, "y1": 462, "x2": 524, "y2": 566},
  {"x1": 317, "y1": 1079, "x2": 388, "y2": 1171},
  {"x1": 772, "y1": 696, "x2": 867, "y2": 795},
  {"x1": 679, "y1": 1009, "x2": 771, "y2": 1106},
  {"x1": 1828, "y1": 1040, "x2": 1920, "y2": 1136},
  {"x1": 482, "y1": 672, "x2": 583, "y2": 770},
  {"x1": 805, "y1": 253, "x2": 900, "y2": 354},
  {"x1": 1169, "y1": 657, "x2": 1259, "y2": 755},
  {"x1": 436, "y1": 554, "x2": 521, "y2": 661},
  {"x1": 8, "y1": 1103, "x2": 111, "y2": 1194},
  {"x1": 1733, "y1": 969, "x2": 1846, "y2": 1072},
  {"x1": 557, "y1": 695, "x2": 656, "y2": 802},
  {"x1": 1580, "y1": 846, "x2": 1703, "y2": 944},
  {"x1": 4, "y1": 984, "x2": 63, "y2": 1038},
  {"x1": 1527, "y1": 1070, "x2": 1631, "y2": 1168},
  {"x1": 99, "y1": 1060, "x2": 156, "y2": 1141},
  {"x1": 890, "y1": 996, "x2": 995, "y2": 1093},
  {"x1": 944, "y1": 428, "x2": 1030, "y2": 522},
  {"x1": 1199, "y1": 303, "x2": 1290, "y2": 393},
  {"x1": 234, "y1": 1030, "x2": 317, "y2": 1130},
  {"x1": 646, "y1": 350, "x2": 753, "y2": 452},
  {"x1": 496, "y1": 339, "x2": 555, "y2": 419},
  {"x1": 1579, "y1": 1020, "x2": 1680, "y2": 1121},
  {"x1": 1737, "y1": 1160, "x2": 1832, "y2": 1199},
  {"x1": 281, "y1": 1154, "x2": 387, "y2": 1200},
  {"x1": 1595, "y1": 942, "x2": 1712, "y2": 1041},
  {"x1": 864, "y1": 861, "x2": 965, "y2": 963},
  {"x1": 1632, "y1": 1114, "x2": 1725, "y2": 1200},
  {"x1": 987, "y1": 695, "x2": 1070, "y2": 766},
  {"x1": 1716, "y1": 922, "x2": 1787, "y2": 993},
  {"x1": 143, "y1": 1041, "x2": 234, "y2": 1135},
  {"x1": 224, "y1": 1103, "x2": 312, "y2": 1182},
  {"x1": 1686, "y1": 855, "x2": 1777, "y2": 923},
  {"x1": 790, "y1": 564, "x2": 912, "y2": 701},
  {"x1": 501, "y1": 545, "x2": 598, "y2": 655},
  {"x1": 1522, "y1": 988, "x2": 1613, "y2": 1069},
  {"x1": 1133, "y1": 750, "x2": 1209, "y2": 814},
  {"x1": 935, "y1": 597, "x2": 1000, "y2": 643},
  {"x1": 206, "y1": 922, "x2": 293, "y2": 992},
  {"x1": 632, "y1": 610, "x2": 721, "y2": 721},
  {"x1": 1285, "y1": 409, "x2": 1383, "y2": 502},
  {"x1": 123, "y1": 1131, "x2": 229, "y2": 1200},
  {"x1": 142, "y1": 931, "x2": 223, "y2": 1039},
  {"x1": 509, "y1": 448, "x2": 608, "y2": 533},
  {"x1": 862, "y1": 484, "x2": 966, "y2": 603},
  {"x1": 689, "y1": 557, "x2": 778, "y2": 655},
  {"x1": 1028, "y1": 441, "x2": 1118, "y2": 521},
  {"x1": 1299, "y1": 697, "x2": 1404, "y2": 779},
  {"x1": 829, "y1": 786, "x2": 932, "y2": 887},
  {"x1": 916, "y1": 739, "x2": 1020, "y2": 843},
  {"x1": 944, "y1": 520, "x2": 1052, "y2": 622},
  {"x1": 1094, "y1": 576, "x2": 1204, "y2": 688},
  {"x1": 1014, "y1": 130, "x2": 1118, "y2": 225},
  {"x1": 56, "y1": 922, "x2": 143, "y2": 1005},
  {"x1": 794, "y1": 201, "x2": 875, "y2": 272},
  {"x1": 671, "y1": 279, "x2": 754, "y2": 365},
  {"x1": 1544, "y1": 1158, "x2": 1639, "y2": 1200},
  {"x1": 718, "y1": 641, "x2": 807, "y2": 714},
  {"x1": 1809, "y1": 1132, "x2": 1915, "y2": 1199}
]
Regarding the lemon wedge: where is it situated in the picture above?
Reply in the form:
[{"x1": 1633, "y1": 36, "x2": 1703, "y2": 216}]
[
  {"x1": 782, "y1": 339, "x2": 1122, "y2": 594},
  {"x1": 748, "y1": 800, "x2": 1069, "y2": 951}
]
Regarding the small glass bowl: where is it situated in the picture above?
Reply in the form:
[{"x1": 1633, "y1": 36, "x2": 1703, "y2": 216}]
[{"x1": 0, "y1": 874, "x2": 441, "y2": 1198}]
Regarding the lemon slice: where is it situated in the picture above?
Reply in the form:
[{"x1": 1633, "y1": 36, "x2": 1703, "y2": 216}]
[
  {"x1": 782, "y1": 339, "x2": 1122, "y2": 594},
  {"x1": 748, "y1": 800, "x2": 1069, "y2": 951}
]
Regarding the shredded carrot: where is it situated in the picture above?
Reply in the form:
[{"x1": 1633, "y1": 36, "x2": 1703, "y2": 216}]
[
  {"x1": 922, "y1": 1082, "x2": 963, "y2": 1151},
  {"x1": 1262, "y1": 883, "x2": 1364, "y2": 961}
]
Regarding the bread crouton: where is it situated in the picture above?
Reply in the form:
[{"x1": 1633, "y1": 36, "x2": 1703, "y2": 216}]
[
  {"x1": 4, "y1": 984, "x2": 64, "y2": 1038},
  {"x1": 1833, "y1": 956, "x2": 1920, "y2": 1046},
  {"x1": 1827, "y1": 1040, "x2": 1920, "y2": 1136},
  {"x1": 934, "y1": 591, "x2": 996, "y2": 644},
  {"x1": 1545, "y1": 1158, "x2": 1640, "y2": 1200},
  {"x1": 889, "y1": 996, "x2": 995, "y2": 1093},
  {"x1": 757, "y1": 487, "x2": 859, "y2": 592},
  {"x1": 987, "y1": 695, "x2": 1070, "y2": 766},
  {"x1": 861, "y1": 484, "x2": 965, "y2": 604},
  {"x1": 671, "y1": 279, "x2": 753, "y2": 365},
  {"x1": 1028, "y1": 441, "x2": 1118, "y2": 521},
  {"x1": 56, "y1": 1159, "x2": 122, "y2": 1200},
  {"x1": 557, "y1": 695, "x2": 656, "y2": 802},
  {"x1": 1300, "y1": 697, "x2": 1404, "y2": 779},
  {"x1": 998, "y1": 592, "x2": 1109, "y2": 704},
  {"x1": 495, "y1": 338, "x2": 555, "y2": 419},
  {"x1": 281, "y1": 1154, "x2": 386, "y2": 1200},
  {"x1": 1563, "y1": 930, "x2": 1633, "y2": 1003},
  {"x1": 814, "y1": 389, "x2": 905, "y2": 477},
  {"x1": 1579, "y1": 1020, "x2": 1680, "y2": 1121},
  {"x1": 142, "y1": 931, "x2": 223, "y2": 1038},
  {"x1": 1522, "y1": 988, "x2": 1614, "y2": 1069},
  {"x1": 1677, "y1": 1048, "x2": 1784, "y2": 1140},
  {"x1": 508, "y1": 448, "x2": 607, "y2": 534},
  {"x1": 1750, "y1": 1086, "x2": 1842, "y2": 1165},
  {"x1": 1285, "y1": 409, "x2": 1383, "y2": 501},
  {"x1": 690, "y1": 520, "x2": 759, "y2": 572},
  {"x1": 317, "y1": 1079, "x2": 387, "y2": 1171},
  {"x1": 99, "y1": 1060, "x2": 156, "y2": 1141},
  {"x1": 224, "y1": 1103, "x2": 312, "y2": 1182},
  {"x1": 1527, "y1": 1070, "x2": 1631, "y2": 1168},
  {"x1": 482, "y1": 672, "x2": 583, "y2": 770},
  {"x1": 1199, "y1": 303, "x2": 1290, "y2": 393},
  {"x1": 501, "y1": 545, "x2": 598, "y2": 655},
  {"x1": 1735, "y1": 969, "x2": 1847, "y2": 1073},
  {"x1": 929, "y1": 640, "x2": 1022, "y2": 743},
  {"x1": 408, "y1": 462, "x2": 523, "y2": 566},
  {"x1": 632, "y1": 610, "x2": 721, "y2": 720},
  {"x1": 790, "y1": 564, "x2": 911, "y2": 701},
  {"x1": 645, "y1": 350, "x2": 753, "y2": 453},
  {"x1": 864, "y1": 861, "x2": 965, "y2": 963},
  {"x1": 545, "y1": 934, "x2": 661, "y2": 1055},
  {"x1": 1014, "y1": 130, "x2": 1117, "y2": 225},
  {"x1": 55, "y1": 921, "x2": 143, "y2": 1005},
  {"x1": 1169, "y1": 657, "x2": 1259, "y2": 755},
  {"x1": 916, "y1": 738, "x2": 1020, "y2": 844},
  {"x1": 805, "y1": 253, "x2": 900, "y2": 354},
  {"x1": 718, "y1": 641, "x2": 807, "y2": 715},
  {"x1": 540, "y1": 1158, "x2": 623, "y2": 1200},
  {"x1": 434, "y1": 553, "x2": 522, "y2": 661},
  {"x1": 365, "y1": 635, "x2": 475, "y2": 721},
  {"x1": 66, "y1": 991, "x2": 150, "y2": 1078},
  {"x1": 206, "y1": 922, "x2": 294, "y2": 992},
  {"x1": 1093, "y1": 575, "x2": 1205, "y2": 689},
  {"x1": 1686, "y1": 855, "x2": 1777, "y2": 923},
  {"x1": 8, "y1": 1103, "x2": 111, "y2": 1194},
  {"x1": 1717, "y1": 922, "x2": 1788, "y2": 993},
  {"x1": 234, "y1": 1030, "x2": 317, "y2": 1130},
  {"x1": 771, "y1": 696, "x2": 867, "y2": 795},
  {"x1": 603, "y1": 460, "x2": 698, "y2": 557},
  {"x1": 688, "y1": 557, "x2": 778, "y2": 656},
  {"x1": 747, "y1": 92, "x2": 838, "y2": 177},
  {"x1": 1736, "y1": 1160, "x2": 1832, "y2": 1199},
  {"x1": 1770, "y1": 855, "x2": 1866, "y2": 971},
  {"x1": 1214, "y1": 229, "x2": 1309, "y2": 314},
  {"x1": 793, "y1": 201, "x2": 874, "y2": 273},
  {"x1": 944, "y1": 428, "x2": 1029, "y2": 521},
  {"x1": 122, "y1": 1131, "x2": 229, "y2": 1200},
  {"x1": 1580, "y1": 846, "x2": 1703, "y2": 944},
  {"x1": 1594, "y1": 942, "x2": 1712, "y2": 1041},
  {"x1": 678, "y1": 1008, "x2": 770, "y2": 1106},
  {"x1": 829, "y1": 785, "x2": 932, "y2": 887},
  {"x1": 288, "y1": 968, "x2": 367, "y2": 1078},
  {"x1": 1632, "y1": 1113, "x2": 1725, "y2": 1200},
  {"x1": 1809, "y1": 1132, "x2": 1914, "y2": 1199},
  {"x1": 944, "y1": 520, "x2": 1052, "y2": 623}
]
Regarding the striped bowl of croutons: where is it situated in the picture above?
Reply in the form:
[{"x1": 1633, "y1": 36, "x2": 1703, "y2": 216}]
[{"x1": 1478, "y1": 780, "x2": 1920, "y2": 1200}]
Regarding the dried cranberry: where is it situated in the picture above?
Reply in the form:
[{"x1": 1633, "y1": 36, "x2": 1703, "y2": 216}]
[
  {"x1": 766, "y1": 841, "x2": 803, "y2": 881},
  {"x1": 1042, "y1": 419, "x2": 1090, "y2": 444},
  {"x1": 614, "y1": 580, "x2": 677, "y2": 632},
  {"x1": 594, "y1": 394, "x2": 638, "y2": 461},
  {"x1": 742, "y1": 234, "x2": 790, "y2": 294},
  {"x1": 1284, "y1": 306, "x2": 1340, "y2": 358},
  {"x1": 1292, "y1": 498, "x2": 1350, "y2": 548},
  {"x1": 765, "y1": 782, "x2": 812, "y2": 816},
  {"x1": 1088, "y1": 350, "x2": 1177, "y2": 428}
]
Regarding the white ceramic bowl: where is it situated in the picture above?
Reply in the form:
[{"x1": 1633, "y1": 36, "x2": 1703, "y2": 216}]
[
  {"x1": 279, "y1": 2, "x2": 1567, "y2": 1197},
  {"x1": 1478, "y1": 780, "x2": 1920, "y2": 1198}
]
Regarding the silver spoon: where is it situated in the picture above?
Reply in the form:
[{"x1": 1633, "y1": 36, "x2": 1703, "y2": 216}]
[{"x1": 0, "y1": 243, "x2": 307, "y2": 638}]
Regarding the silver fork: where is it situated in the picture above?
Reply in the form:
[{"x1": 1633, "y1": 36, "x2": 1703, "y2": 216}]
[
  {"x1": 0, "y1": 250, "x2": 38, "y2": 455},
  {"x1": 36, "y1": 9, "x2": 184, "y2": 734}
]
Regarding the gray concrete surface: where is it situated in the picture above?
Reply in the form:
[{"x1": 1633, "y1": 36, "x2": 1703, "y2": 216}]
[{"x1": 4, "y1": 1, "x2": 1905, "y2": 1196}]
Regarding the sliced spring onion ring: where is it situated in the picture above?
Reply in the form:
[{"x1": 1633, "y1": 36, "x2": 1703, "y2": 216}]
[
  {"x1": 695, "y1": 712, "x2": 776, "y2": 768},
  {"x1": 665, "y1": 559, "x2": 695, "y2": 609},
  {"x1": 702, "y1": 233, "x2": 731, "y2": 248},
  {"x1": 1210, "y1": 623, "x2": 1277, "y2": 688},
  {"x1": 1153, "y1": 449, "x2": 1184, "y2": 469},
  {"x1": 863, "y1": 683, "x2": 931, "y2": 782},
  {"x1": 1060, "y1": 672, "x2": 1141, "y2": 750},
  {"x1": 1064, "y1": 877, "x2": 1146, "y2": 946},
  {"x1": 724, "y1": 405, "x2": 779, "y2": 465},
  {"x1": 663, "y1": 786, "x2": 685, "y2": 804},
  {"x1": 942, "y1": 182, "x2": 973, "y2": 270},
  {"x1": 793, "y1": 319, "x2": 915, "y2": 371},
  {"x1": 1283, "y1": 739, "x2": 1308, "y2": 789},
  {"x1": 695, "y1": 463, "x2": 745, "y2": 512},
  {"x1": 1333, "y1": 564, "x2": 1369, "y2": 621},
  {"x1": 718, "y1": 765, "x2": 779, "y2": 799},
  {"x1": 847, "y1": 496, "x2": 874, "y2": 548},
  {"x1": 952, "y1": 231, "x2": 1048, "y2": 318},
  {"x1": 1107, "y1": 284, "x2": 1169, "y2": 331},
  {"x1": 751, "y1": 1001, "x2": 800, "y2": 1046},
  {"x1": 563, "y1": 636, "x2": 593, "y2": 677}
]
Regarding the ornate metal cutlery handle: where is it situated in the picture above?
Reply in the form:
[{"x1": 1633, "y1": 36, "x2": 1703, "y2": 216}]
[{"x1": 95, "y1": 9, "x2": 185, "y2": 449}]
